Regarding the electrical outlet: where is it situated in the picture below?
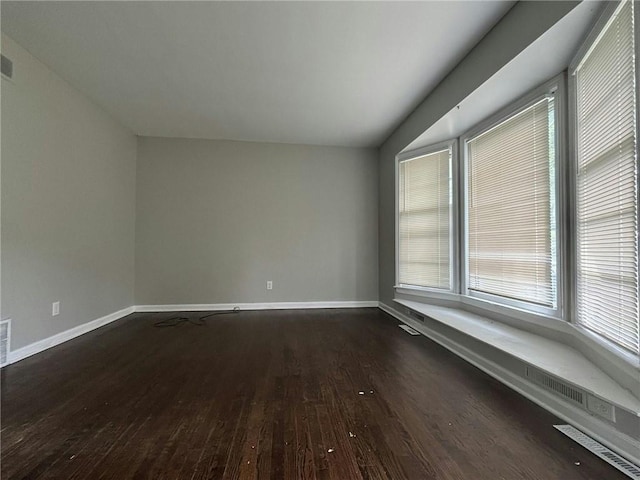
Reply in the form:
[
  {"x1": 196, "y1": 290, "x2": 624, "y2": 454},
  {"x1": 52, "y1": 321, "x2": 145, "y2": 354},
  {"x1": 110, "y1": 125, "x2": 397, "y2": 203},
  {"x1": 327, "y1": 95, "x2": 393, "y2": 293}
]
[
  {"x1": 52, "y1": 301, "x2": 60, "y2": 316},
  {"x1": 587, "y1": 394, "x2": 615, "y2": 422},
  {"x1": 266, "y1": 281, "x2": 273, "y2": 290}
]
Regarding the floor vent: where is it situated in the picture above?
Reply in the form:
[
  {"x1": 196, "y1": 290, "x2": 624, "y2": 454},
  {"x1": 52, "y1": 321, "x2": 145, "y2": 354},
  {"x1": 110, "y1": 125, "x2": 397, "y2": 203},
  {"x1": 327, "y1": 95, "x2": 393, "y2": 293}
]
[
  {"x1": 0, "y1": 319, "x2": 11, "y2": 367},
  {"x1": 398, "y1": 324, "x2": 420, "y2": 336},
  {"x1": 554, "y1": 425, "x2": 640, "y2": 479},
  {"x1": 525, "y1": 366, "x2": 585, "y2": 407}
]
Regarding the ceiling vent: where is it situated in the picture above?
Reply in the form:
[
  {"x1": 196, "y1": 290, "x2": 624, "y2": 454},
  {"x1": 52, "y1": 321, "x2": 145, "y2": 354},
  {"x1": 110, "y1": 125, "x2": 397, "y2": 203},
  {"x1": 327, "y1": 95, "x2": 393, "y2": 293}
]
[{"x1": 1, "y1": 54, "x2": 13, "y2": 80}]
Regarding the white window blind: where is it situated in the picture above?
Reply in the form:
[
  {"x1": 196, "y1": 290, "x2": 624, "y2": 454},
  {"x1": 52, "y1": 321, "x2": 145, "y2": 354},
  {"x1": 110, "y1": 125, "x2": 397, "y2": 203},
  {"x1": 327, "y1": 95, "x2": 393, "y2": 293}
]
[
  {"x1": 467, "y1": 97, "x2": 557, "y2": 307},
  {"x1": 398, "y1": 148, "x2": 451, "y2": 289},
  {"x1": 574, "y1": 0, "x2": 639, "y2": 354}
]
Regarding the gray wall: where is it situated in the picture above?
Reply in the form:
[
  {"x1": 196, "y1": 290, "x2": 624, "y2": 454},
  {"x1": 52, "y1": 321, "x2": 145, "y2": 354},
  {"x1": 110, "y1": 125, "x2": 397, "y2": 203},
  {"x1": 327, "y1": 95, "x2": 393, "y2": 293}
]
[
  {"x1": 378, "y1": 1, "x2": 579, "y2": 306},
  {"x1": 136, "y1": 137, "x2": 378, "y2": 305},
  {"x1": 1, "y1": 34, "x2": 137, "y2": 350}
]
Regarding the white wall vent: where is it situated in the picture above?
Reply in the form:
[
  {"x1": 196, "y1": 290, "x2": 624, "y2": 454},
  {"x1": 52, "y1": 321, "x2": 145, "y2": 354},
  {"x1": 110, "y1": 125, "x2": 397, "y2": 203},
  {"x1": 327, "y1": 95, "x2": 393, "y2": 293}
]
[
  {"x1": 554, "y1": 425, "x2": 640, "y2": 479},
  {"x1": 525, "y1": 366, "x2": 586, "y2": 407},
  {"x1": 406, "y1": 309, "x2": 425, "y2": 322},
  {"x1": 0, "y1": 319, "x2": 11, "y2": 367},
  {"x1": 1, "y1": 54, "x2": 13, "y2": 80}
]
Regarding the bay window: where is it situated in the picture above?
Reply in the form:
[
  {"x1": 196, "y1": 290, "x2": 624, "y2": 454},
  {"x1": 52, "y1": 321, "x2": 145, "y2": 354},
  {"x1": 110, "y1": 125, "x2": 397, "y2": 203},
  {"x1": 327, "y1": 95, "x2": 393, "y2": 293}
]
[{"x1": 395, "y1": 0, "x2": 638, "y2": 357}]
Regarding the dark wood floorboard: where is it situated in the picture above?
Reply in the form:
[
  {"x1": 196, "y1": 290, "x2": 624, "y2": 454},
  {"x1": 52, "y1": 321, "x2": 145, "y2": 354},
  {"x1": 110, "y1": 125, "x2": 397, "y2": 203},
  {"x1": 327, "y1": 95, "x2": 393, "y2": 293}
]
[{"x1": 1, "y1": 308, "x2": 627, "y2": 479}]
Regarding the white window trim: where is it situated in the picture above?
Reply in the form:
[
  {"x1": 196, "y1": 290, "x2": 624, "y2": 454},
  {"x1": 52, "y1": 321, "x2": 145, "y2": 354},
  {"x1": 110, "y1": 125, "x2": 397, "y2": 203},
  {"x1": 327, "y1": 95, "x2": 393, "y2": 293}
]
[
  {"x1": 459, "y1": 74, "x2": 567, "y2": 320},
  {"x1": 394, "y1": 139, "x2": 459, "y2": 297}
]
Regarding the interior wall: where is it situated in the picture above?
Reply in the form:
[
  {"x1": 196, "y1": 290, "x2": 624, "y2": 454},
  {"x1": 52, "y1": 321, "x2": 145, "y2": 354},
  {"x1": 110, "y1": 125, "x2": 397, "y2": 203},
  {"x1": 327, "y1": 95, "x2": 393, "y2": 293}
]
[
  {"x1": 135, "y1": 137, "x2": 378, "y2": 306},
  {"x1": 1, "y1": 34, "x2": 137, "y2": 350},
  {"x1": 378, "y1": 1, "x2": 579, "y2": 306}
]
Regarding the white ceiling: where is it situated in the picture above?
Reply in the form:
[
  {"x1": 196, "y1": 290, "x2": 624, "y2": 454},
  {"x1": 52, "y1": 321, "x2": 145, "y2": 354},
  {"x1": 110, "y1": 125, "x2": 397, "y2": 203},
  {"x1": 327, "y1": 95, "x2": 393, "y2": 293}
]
[
  {"x1": 404, "y1": 0, "x2": 603, "y2": 152},
  {"x1": 1, "y1": 1, "x2": 514, "y2": 147}
]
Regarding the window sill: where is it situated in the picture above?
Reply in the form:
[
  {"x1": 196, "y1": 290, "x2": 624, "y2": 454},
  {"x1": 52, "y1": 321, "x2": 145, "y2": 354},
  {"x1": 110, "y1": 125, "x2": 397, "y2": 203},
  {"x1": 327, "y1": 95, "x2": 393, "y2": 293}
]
[
  {"x1": 394, "y1": 285, "x2": 459, "y2": 302},
  {"x1": 394, "y1": 285, "x2": 566, "y2": 334},
  {"x1": 393, "y1": 297, "x2": 640, "y2": 415}
]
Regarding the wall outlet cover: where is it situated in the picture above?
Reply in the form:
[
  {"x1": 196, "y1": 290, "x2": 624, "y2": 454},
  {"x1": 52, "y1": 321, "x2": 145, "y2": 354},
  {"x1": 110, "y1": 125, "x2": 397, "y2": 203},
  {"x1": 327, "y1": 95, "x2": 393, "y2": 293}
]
[{"x1": 586, "y1": 394, "x2": 616, "y2": 423}]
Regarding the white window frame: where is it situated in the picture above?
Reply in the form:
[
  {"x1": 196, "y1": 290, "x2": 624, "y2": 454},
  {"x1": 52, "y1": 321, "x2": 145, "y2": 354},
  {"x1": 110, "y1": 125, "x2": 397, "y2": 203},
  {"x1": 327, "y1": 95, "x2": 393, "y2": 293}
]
[
  {"x1": 394, "y1": 139, "x2": 459, "y2": 300},
  {"x1": 459, "y1": 75, "x2": 567, "y2": 320},
  {"x1": 567, "y1": 0, "x2": 640, "y2": 355}
]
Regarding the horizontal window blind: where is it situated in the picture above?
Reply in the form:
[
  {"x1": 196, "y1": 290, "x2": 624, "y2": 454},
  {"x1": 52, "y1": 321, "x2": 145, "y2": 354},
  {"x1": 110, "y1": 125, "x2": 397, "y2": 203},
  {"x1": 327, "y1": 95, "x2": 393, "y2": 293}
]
[
  {"x1": 398, "y1": 148, "x2": 451, "y2": 289},
  {"x1": 575, "y1": 0, "x2": 639, "y2": 353},
  {"x1": 467, "y1": 97, "x2": 557, "y2": 307}
]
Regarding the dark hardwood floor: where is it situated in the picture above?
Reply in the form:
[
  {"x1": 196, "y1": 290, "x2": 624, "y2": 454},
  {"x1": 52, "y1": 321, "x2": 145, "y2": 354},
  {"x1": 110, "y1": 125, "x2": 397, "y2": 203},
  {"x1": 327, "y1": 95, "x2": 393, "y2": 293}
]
[{"x1": 1, "y1": 308, "x2": 626, "y2": 479}]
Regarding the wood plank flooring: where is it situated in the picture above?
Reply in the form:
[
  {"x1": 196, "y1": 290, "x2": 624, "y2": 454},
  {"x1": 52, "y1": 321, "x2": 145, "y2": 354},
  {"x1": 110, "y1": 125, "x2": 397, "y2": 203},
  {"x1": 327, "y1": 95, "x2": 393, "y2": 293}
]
[{"x1": 1, "y1": 308, "x2": 627, "y2": 479}]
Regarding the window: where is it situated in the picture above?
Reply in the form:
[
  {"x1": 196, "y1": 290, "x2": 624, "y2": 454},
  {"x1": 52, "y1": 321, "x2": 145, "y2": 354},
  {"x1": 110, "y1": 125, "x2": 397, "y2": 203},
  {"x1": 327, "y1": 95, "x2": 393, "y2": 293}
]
[
  {"x1": 573, "y1": 0, "x2": 639, "y2": 354},
  {"x1": 393, "y1": 1, "x2": 639, "y2": 359},
  {"x1": 398, "y1": 145, "x2": 453, "y2": 290},
  {"x1": 464, "y1": 93, "x2": 558, "y2": 310}
]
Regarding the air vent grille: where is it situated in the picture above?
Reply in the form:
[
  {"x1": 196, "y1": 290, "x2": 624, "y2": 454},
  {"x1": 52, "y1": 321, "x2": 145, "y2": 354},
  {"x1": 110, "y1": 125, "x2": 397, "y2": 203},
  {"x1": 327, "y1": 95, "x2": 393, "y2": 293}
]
[
  {"x1": 407, "y1": 310, "x2": 425, "y2": 322},
  {"x1": 0, "y1": 319, "x2": 10, "y2": 367},
  {"x1": 525, "y1": 366, "x2": 585, "y2": 407},
  {"x1": 1, "y1": 54, "x2": 13, "y2": 79},
  {"x1": 554, "y1": 425, "x2": 640, "y2": 479},
  {"x1": 399, "y1": 324, "x2": 420, "y2": 336}
]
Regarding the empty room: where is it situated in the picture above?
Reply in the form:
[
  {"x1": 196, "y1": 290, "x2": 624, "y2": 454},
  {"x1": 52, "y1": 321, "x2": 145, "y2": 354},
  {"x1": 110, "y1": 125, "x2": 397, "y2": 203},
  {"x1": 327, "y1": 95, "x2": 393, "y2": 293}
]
[{"x1": 1, "y1": 1, "x2": 639, "y2": 479}]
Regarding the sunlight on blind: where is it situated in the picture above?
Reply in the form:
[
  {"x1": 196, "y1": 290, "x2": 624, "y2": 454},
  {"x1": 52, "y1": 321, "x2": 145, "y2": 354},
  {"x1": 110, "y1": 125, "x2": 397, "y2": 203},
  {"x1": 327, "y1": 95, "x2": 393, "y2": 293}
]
[
  {"x1": 467, "y1": 97, "x2": 557, "y2": 307},
  {"x1": 399, "y1": 148, "x2": 451, "y2": 289},
  {"x1": 575, "y1": 0, "x2": 639, "y2": 354}
]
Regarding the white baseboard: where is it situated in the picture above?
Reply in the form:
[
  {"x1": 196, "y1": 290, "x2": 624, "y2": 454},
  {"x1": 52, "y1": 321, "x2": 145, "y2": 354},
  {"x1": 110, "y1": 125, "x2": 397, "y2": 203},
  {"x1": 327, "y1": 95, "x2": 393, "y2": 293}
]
[
  {"x1": 8, "y1": 306, "x2": 135, "y2": 365},
  {"x1": 377, "y1": 301, "x2": 640, "y2": 467},
  {"x1": 135, "y1": 301, "x2": 378, "y2": 312}
]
